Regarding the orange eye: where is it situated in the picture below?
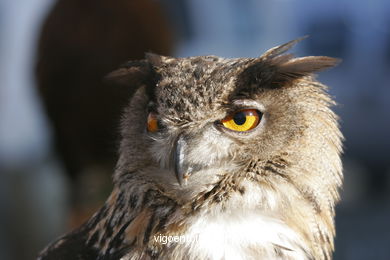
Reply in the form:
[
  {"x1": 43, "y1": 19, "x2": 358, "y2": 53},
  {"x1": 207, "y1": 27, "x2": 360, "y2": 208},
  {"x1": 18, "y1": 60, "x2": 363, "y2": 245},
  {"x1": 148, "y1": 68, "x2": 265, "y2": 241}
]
[
  {"x1": 221, "y1": 109, "x2": 261, "y2": 132},
  {"x1": 147, "y1": 112, "x2": 159, "y2": 132}
]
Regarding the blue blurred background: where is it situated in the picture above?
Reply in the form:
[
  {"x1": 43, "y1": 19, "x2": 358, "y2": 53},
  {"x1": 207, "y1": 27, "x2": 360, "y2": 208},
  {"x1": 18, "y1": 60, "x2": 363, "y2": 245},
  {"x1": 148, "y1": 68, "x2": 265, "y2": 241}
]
[{"x1": 0, "y1": 0, "x2": 389, "y2": 259}]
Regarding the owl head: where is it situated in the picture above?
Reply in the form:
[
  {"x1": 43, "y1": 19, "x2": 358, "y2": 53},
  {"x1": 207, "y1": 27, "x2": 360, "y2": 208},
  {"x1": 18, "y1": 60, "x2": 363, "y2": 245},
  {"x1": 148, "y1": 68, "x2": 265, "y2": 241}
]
[
  {"x1": 109, "y1": 37, "x2": 341, "y2": 203},
  {"x1": 104, "y1": 38, "x2": 343, "y2": 259},
  {"x1": 37, "y1": 38, "x2": 343, "y2": 260}
]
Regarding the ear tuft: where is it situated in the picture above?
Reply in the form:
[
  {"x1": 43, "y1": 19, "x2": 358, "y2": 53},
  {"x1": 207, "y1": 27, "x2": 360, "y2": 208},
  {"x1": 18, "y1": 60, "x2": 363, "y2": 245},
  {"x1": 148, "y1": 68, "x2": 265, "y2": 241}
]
[
  {"x1": 261, "y1": 36, "x2": 308, "y2": 60},
  {"x1": 145, "y1": 52, "x2": 173, "y2": 68},
  {"x1": 274, "y1": 56, "x2": 340, "y2": 82},
  {"x1": 261, "y1": 37, "x2": 340, "y2": 83},
  {"x1": 145, "y1": 53, "x2": 163, "y2": 67},
  {"x1": 239, "y1": 38, "x2": 341, "y2": 89},
  {"x1": 104, "y1": 60, "x2": 153, "y2": 87}
]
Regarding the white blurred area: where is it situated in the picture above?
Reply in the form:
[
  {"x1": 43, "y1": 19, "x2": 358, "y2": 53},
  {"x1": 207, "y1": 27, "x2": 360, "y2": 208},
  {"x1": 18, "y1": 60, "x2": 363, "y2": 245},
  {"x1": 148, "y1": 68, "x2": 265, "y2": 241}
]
[
  {"x1": 0, "y1": 0, "x2": 389, "y2": 259},
  {"x1": 0, "y1": 0, "x2": 51, "y2": 165},
  {"x1": 0, "y1": 0, "x2": 69, "y2": 259}
]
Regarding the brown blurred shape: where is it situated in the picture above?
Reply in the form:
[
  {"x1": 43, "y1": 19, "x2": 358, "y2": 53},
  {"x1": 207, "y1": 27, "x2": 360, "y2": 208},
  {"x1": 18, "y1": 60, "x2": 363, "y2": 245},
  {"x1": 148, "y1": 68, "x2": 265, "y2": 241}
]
[{"x1": 36, "y1": 0, "x2": 173, "y2": 226}]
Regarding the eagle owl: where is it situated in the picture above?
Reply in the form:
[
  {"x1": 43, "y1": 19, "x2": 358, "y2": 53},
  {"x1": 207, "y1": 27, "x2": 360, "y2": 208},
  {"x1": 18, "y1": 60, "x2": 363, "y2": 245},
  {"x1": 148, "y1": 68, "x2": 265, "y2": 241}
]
[{"x1": 38, "y1": 39, "x2": 343, "y2": 260}]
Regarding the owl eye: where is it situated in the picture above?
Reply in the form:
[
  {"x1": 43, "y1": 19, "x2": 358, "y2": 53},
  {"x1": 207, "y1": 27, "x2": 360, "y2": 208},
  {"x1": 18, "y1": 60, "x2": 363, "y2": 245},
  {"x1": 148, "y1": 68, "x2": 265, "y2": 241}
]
[
  {"x1": 147, "y1": 112, "x2": 159, "y2": 132},
  {"x1": 221, "y1": 109, "x2": 261, "y2": 132}
]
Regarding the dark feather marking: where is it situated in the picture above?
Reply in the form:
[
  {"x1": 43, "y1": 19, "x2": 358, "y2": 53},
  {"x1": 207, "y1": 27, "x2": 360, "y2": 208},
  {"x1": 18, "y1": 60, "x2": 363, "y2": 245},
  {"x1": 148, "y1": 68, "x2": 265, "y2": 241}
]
[
  {"x1": 116, "y1": 192, "x2": 125, "y2": 210},
  {"x1": 213, "y1": 194, "x2": 223, "y2": 203},
  {"x1": 143, "y1": 211, "x2": 157, "y2": 244},
  {"x1": 39, "y1": 227, "x2": 100, "y2": 260},
  {"x1": 272, "y1": 242, "x2": 314, "y2": 260},
  {"x1": 294, "y1": 186, "x2": 322, "y2": 214},
  {"x1": 116, "y1": 239, "x2": 137, "y2": 259},
  {"x1": 145, "y1": 248, "x2": 161, "y2": 260},
  {"x1": 193, "y1": 66, "x2": 203, "y2": 80},
  {"x1": 263, "y1": 165, "x2": 282, "y2": 175},
  {"x1": 101, "y1": 220, "x2": 133, "y2": 259},
  {"x1": 118, "y1": 171, "x2": 138, "y2": 187},
  {"x1": 87, "y1": 204, "x2": 108, "y2": 228},
  {"x1": 156, "y1": 205, "x2": 177, "y2": 231},
  {"x1": 267, "y1": 160, "x2": 288, "y2": 169},
  {"x1": 128, "y1": 194, "x2": 139, "y2": 209},
  {"x1": 142, "y1": 189, "x2": 157, "y2": 206},
  {"x1": 87, "y1": 231, "x2": 99, "y2": 248},
  {"x1": 106, "y1": 193, "x2": 125, "y2": 230},
  {"x1": 238, "y1": 187, "x2": 246, "y2": 195}
]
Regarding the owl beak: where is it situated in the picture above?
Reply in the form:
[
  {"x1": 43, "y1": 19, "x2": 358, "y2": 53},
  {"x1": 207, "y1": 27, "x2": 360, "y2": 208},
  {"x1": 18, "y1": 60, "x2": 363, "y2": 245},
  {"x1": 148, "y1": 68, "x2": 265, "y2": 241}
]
[{"x1": 173, "y1": 135, "x2": 191, "y2": 186}]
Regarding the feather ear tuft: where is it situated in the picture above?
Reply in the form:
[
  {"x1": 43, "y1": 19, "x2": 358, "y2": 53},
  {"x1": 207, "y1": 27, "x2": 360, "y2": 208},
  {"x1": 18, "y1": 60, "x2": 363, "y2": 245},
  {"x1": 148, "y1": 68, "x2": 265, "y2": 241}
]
[
  {"x1": 274, "y1": 56, "x2": 341, "y2": 82},
  {"x1": 261, "y1": 36, "x2": 308, "y2": 60},
  {"x1": 104, "y1": 60, "x2": 155, "y2": 88},
  {"x1": 238, "y1": 38, "x2": 340, "y2": 89},
  {"x1": 145, "y1": 52, "x2": 173, "y2": 68},
  {"x1": 145, "y1": 53, "x2": 163, "y2": 67},
  {"x1": 261, "y1": 37, "x2": 340, "y2": 83},
  {"x1": 104, "y1": 59, "x2": 158, "y2": 99}
]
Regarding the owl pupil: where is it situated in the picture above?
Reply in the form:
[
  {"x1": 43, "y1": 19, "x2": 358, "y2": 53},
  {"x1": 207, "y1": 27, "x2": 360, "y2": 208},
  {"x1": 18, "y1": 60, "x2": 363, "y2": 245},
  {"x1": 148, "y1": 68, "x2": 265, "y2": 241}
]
[{"x1": 233, "y1": 112, "x2": 246, "y2": 125}]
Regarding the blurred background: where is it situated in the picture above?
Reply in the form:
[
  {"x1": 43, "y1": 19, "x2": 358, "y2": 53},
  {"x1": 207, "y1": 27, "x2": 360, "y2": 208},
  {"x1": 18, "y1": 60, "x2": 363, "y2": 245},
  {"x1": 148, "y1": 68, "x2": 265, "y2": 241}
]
[{"x1": 0, "y1": 0, "x2": 389, "y2": 259}]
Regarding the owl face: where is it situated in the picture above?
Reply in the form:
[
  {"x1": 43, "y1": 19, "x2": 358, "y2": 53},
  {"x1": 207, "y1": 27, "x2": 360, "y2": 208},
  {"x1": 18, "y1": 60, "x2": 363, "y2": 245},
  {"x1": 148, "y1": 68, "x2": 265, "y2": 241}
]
[
  {"x1": 114, "y1": 39, "x2": 340, "y2": 203},
  {"x1": 147, "y1": 56, "x2": 267, "y2": 189}
]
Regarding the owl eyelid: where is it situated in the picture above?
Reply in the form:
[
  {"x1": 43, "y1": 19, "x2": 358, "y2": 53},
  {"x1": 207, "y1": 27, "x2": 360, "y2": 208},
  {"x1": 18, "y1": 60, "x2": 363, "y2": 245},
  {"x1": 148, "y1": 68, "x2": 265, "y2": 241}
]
[
  {"x1": 226, "y1": 107, "x2": 259, "y2": 115},
  {"x1": 230, "y1": 99, "x2": 266, "y2": 113}
]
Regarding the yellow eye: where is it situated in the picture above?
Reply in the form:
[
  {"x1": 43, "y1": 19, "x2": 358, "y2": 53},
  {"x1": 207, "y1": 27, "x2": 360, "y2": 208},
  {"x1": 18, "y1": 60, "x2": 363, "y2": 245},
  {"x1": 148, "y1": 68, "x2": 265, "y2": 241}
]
[
  {"x1": 221, "y1": 109, "x2": 261, "y2": 132},
  {"x1": 147, "y1": 112, "x2": 159, "y2": 132}
]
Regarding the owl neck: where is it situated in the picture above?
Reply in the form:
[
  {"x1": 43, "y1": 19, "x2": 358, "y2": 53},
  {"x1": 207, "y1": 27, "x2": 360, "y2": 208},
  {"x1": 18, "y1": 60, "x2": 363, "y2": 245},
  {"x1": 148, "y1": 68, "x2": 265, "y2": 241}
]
[{"x1": 83, "y1": 178, "x2": 303, "y2": 259}]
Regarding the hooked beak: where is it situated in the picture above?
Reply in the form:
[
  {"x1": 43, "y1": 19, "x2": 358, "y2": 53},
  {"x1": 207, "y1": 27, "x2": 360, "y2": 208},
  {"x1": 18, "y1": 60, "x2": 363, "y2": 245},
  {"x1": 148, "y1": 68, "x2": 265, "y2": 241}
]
[{"x1": 173, "y1": 135, "x2": 192, "y2": 186}]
